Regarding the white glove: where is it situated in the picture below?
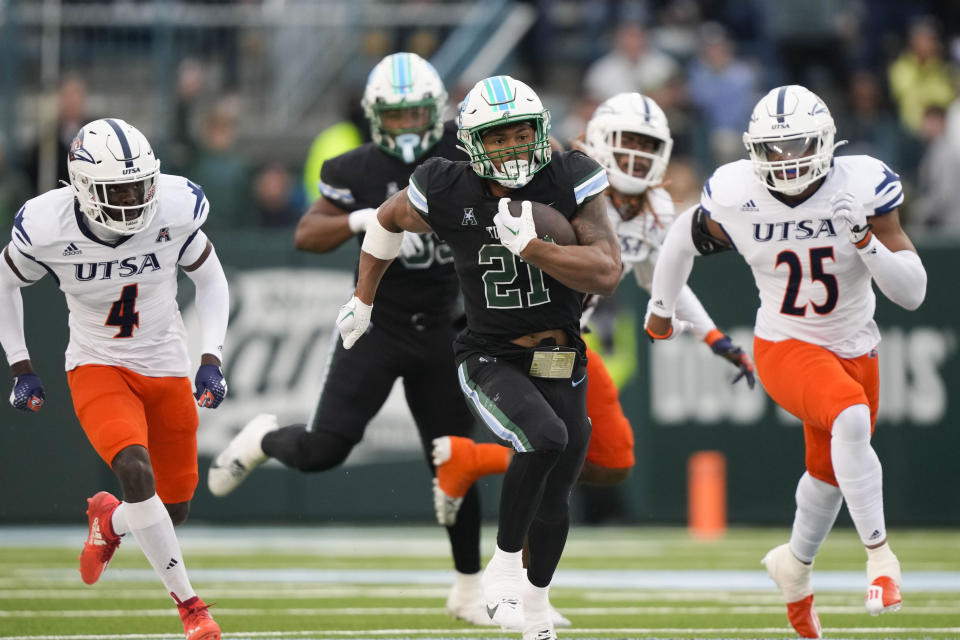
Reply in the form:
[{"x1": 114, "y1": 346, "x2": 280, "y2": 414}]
[
  {"x1": 347, "y1": 208, "x2": 379, "y2": 234},
  {"x1": 493, "y1": 198, "x2": 537, "y2": 255},
  {"x1": 336, "y1": 295, "x2": 372, "y2": 349},
  {"x1": 830, "y1": 191, "x2": 871, "y2": 245},
  {"x1": 643, "y1": 306, "x2": 694, "y2": 341},
  {"x1": 399, "y1": 232, "x2": 424, "y2": 258}
]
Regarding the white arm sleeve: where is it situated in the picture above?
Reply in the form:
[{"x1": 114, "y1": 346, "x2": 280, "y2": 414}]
[
  {"x1": 0, "y1": 260, "x2": 31, "y2": 365},
  {"x1": 858, "y1": 237, "x2": 927, "y2": 310},
  {"x1": 674, "y1": 285, "x2": 717, "y2": 339},
  {"x1": 184, "y1": 245, "x2": 230, "y2": 360},
  {"x1": 647, "y1": 207, "x2": 699, "y2": 319}
]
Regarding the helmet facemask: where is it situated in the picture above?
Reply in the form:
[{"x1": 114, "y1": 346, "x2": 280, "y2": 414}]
[{"x1": 463, "y1": 114, "x2": 552, "y2": 189}]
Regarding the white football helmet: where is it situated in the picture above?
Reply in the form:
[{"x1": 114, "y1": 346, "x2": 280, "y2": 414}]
[
  {"x1": 582, "y1": 92, "x2": 673, "y2": 194},
  {"x1": 361, "y1": 52, "x2": 448, "y2": 164},
  {"x1": 67, "y1": 118, "x2": 160, "y2": 235},
  {"x1": 457, "y1": 75, "x2": 551, "y2": 189},
  {"x1": 743, "y1": 85, "x2": 842, "y2": 195}
]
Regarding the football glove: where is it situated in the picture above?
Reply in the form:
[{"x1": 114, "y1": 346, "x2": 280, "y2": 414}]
[
  {"x1": 399, "y1": 231, "x2": 424, "y2": 258},
  {"x1": 830, "y1": 191, "x2": 872, "y2": 246},
  {"x1": 194, "y1": 364, "x2": 228, "y2": 408},
  {"x1": 337, "y1": 295, "x2": 372, "y2": 349},
  {"x1": 493, "y1": 198, "x2": 537, "y2": 256},
  {"x1": 709, "y1": 334, "x2": 756, "y2": 389},
  {"x1": 347, "y1": 207, "x2": 379, "y2": 234},
  {"x1": 10, "y1": 373, "x2": 45, "y2": 412}
]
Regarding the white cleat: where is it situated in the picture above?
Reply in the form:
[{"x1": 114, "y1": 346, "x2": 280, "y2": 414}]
[
  {"x1": 866, "y1": 552, "x2": 903, "y2": 616},
  {"x1": 549, "y1": 603, "x2": 571, "y2": 628},
  {"x1": 522, "y1": 625, "x2": 557, "y2": 640},
  {"x1": 481, "y1": 557, "x2": 525, "y2": 631},
  {"x1": 207, "y1": 413, "x2": 279, "y2": 497},
  {"x1": 446, "y1": 576, "x2": 497, "y2": 626},
  {"x1": 432, "y1": 478, "x2": 463, "y2": 527},
  {"x1": 762, "y1": 543, "x2": 821, "y2": 639}
]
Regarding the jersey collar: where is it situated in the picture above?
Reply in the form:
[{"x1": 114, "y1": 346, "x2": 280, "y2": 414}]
[{"x1": 74, "y1": 201, "x2": 134, "y2": 249}]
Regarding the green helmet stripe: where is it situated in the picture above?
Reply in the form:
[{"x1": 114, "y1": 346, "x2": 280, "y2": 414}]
[{"x1": 392, "y1": 53, "x2": 413, "y2": 95}]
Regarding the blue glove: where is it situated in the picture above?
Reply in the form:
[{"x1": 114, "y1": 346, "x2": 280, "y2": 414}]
[
  {"x1": 709, "y1": 335, "x2": 756, "y2": 389},
  {"x1": 194, "y1": 364, "x2": 228, "y2": 408},
  {"x1": 10, "y1": 373, "x2": 45, "y2": 412}
]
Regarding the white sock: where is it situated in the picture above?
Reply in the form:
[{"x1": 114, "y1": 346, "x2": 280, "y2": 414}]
[
  {"x1": 111, "y1": 502, "x2": 131, "y2": 536},
  {"x1": 866, "y1": 541, "x2": 902, "y2": 583},
  {"x1": 123, "y1": 494, "x2": 196, "y2": 603},
  {"x1": 488, "y1": 546, "x2": 523, "y2": 572},
  {"x1": 831, "y1": 404, "x2": 886, "y2": 546},
  {"x1": 454, "y1": 570, "x2": 482, "y2": 594},
  {"x1": 523, "y1": 578, "x2": 550, "y2": 629},
  {"x1": 790, "y1": 472, "x2": 843, "y2": 563}
]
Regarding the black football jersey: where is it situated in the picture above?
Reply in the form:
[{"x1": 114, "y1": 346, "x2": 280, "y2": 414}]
[
  {"x1": 318, "y1": 120, "x2": 466, "y2": 316},
  {"x1": 408, "y1": 150, "x2": 607, "y2": 342}
]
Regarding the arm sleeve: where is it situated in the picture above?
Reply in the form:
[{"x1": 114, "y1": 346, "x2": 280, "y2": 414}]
[
  {"x1": 0, "y1": 259, "x2": 32, "y2": 365},
  {"x1": 647, "y1": 206, "x2": 700, "y2": 318},
  {"x1": 673, "y1": 285, "x2": 717, "y2": 339},
  {"x1": 184, "y1": 244, "x2": 230, "y2": 360},
  {"x1": 858, "y1": 238, "x2": 927, "y2": 310}
]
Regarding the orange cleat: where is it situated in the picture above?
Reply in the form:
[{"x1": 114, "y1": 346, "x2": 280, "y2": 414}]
[
  {"x1": 177, "y1": 596, "x2": 221, "y2": 640},
  {"x1": 762, "y1": 544, "x2": 821, "y2": 638},
  {"x1": 431, "y1": 436, "x2": 510, "y2": 526},
  {"x1": 79, "y1": 491, "x2": 122, "y2": 585}
]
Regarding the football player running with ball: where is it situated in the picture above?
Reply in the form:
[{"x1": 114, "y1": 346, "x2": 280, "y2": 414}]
[
  {"x1": 336, "y1": 75, "x2": 621, "y2": 640},
  {"x1": 429, "y1": 91, "x2": 756, "y2": 627},
  {"x1": 646, "y1": 85, "x2": 926, "y2": 639},
  {"x1": 207, "y1": 53, "x2": 493, "y2": 626},
  {"x1": 0, "y1": 119, "x2": 228, "y2": 640}
]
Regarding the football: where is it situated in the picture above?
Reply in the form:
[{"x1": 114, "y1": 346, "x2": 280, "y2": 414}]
[{"x1": 505, "y1": 200, "x2": 577, "y2": 246}]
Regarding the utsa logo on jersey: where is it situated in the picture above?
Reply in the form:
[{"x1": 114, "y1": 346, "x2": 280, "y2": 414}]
[
  {"x1": 752, "y1": 219, "x2": 838, "y2": 242},
  {"x1": 74, "y1": 253, "x2": 162, "y2": 281}
]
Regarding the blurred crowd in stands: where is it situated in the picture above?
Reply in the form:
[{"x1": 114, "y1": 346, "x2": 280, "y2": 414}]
[{"x1": 2, "y1": 0, "x2": 959, "y2": 237}]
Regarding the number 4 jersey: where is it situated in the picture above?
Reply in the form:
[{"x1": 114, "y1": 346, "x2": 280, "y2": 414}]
[
  {"x1": 8, "y1": 174, "x2": 211, "y2": 376},
  {"x1": 701, "y1": 155, "x2": 904, "y2": 358}
]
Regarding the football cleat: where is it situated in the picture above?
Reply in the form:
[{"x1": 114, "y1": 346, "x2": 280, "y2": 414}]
[
  {"x1": 177, "y1": 596, "x2": 221, "y2": 640},
  {"x1": 549, "y1": 603, "x2": 572, "y2": 628},
  {"x1": 866, "y1": 553, "x2": 902, "y2": 615},
  {"x1": 481, "y1": 556, "x2": 525, "y2": 631},
  {"x1": 207, "y1": 413, "x2": 279, "y2": 497},
  {"x1": 522, "y1": 625, "x2": 557, "y2": 640},
  {"x1": 446, "y1": 576, "x2": 497, "y2": 626},
  {"x1": 431, "y1": 436, "x2": 479, "y2": 526},
  {"x1": 79, "y1": 491, "x2": 122, "y2": 585},
  {"x1": 762, "y1": 543, "x2": 821, "y2": 639}
]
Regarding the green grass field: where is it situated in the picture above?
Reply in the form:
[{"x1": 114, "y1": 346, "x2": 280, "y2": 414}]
[{"x1": 1, "y1": 525, "x2": 958, "y2": 639}]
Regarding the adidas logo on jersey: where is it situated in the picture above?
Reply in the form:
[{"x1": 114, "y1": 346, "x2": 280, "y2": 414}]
[
  {"x1": 62, "y1": 243, "x2": 82, "y2": 256},
  {"x1": 741, "y1": 200, "x2": 759, "y2": 212}
]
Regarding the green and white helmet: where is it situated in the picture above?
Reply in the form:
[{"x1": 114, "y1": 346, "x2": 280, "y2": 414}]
[
  {"x1": 361, "y1": 52, "x2": 448, "y2": 164},
  {"x1": 457, "y1": 75, "x2": 551, "y2": 189}
]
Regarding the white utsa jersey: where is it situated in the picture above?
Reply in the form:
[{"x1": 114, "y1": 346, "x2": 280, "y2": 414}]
[
  {"x1": 609, "y1": 186, "x2": 676, "y2": 292},
  {"x1": 582, "y1": 187, "x2": 675, "y2": 328},
  {"x1": 8, "y1": 174, "x2": 211, "y2": 376},
  {"x1": 701, "y1": 156, "x2": 904, "y2": 357}
]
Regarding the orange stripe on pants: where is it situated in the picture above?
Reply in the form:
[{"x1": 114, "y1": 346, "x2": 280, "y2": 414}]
[
  {"x1": 67, "y1": 365, "x2": 200, "y2": 504},
  {"x1": 584, "y1": 346, "x2": 635, "y2": 469},
  {"x1": 753, "y1": 337, "x2": 879, "y2": 486}
]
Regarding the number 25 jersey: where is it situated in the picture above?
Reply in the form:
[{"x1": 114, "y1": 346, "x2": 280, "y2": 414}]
[
  {"x1": 701, "y1": 155, "x2": 904, "y2": 358},
  {"x1": 8, "y1": 174, "x2": 211, "y2": 377}
]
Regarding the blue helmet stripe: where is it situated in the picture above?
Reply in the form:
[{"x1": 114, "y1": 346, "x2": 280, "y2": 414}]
[
  {"x1": 776, "y1": 87, "x2": 788, "y2": 124},
  {"x1": 641, "y1": 95, "x2": 651, "y2": 121},
  {"x1": 104, "y1": 118, "x2": 134, "y2": 168}
]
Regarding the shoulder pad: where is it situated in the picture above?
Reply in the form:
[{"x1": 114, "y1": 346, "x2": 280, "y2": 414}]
[{"x1": 701, "y1": 160, "x2": 753, "y2": 211}]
